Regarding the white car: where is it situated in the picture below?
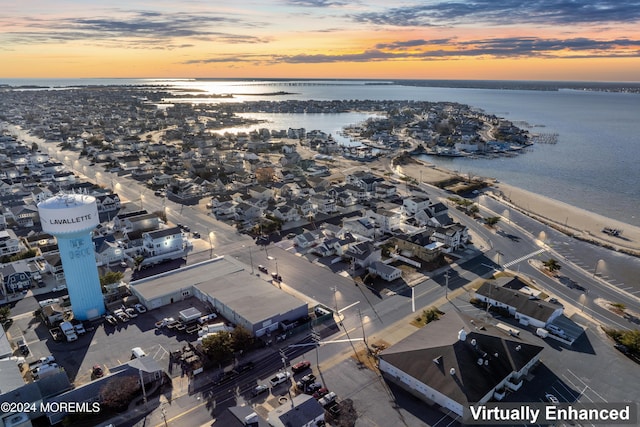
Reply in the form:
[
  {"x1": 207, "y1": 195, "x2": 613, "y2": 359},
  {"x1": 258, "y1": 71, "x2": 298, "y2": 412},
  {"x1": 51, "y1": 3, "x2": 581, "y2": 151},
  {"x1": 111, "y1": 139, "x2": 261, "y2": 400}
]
[
  {"x1": 269, "y1": 371, "x2": 291, "y2": 387},
  {"x1": 134, "y1": 303, "x2": 147, "y2": 314},
  {"x1": 52, "y1": 285, "x2": 67, "y2": 292},
  {"x1": 74, "y1": 324, "x2": 87, "y2": 335},
  {"x1": 125, "y1": 307, "x2": 138, "y2": 318}
]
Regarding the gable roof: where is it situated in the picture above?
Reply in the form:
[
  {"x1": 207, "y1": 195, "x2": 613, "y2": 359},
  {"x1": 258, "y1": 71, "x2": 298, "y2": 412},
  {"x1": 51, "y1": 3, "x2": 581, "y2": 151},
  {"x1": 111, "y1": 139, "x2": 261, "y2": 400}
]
[{"x1": 475, "y1": 280, "x2": 558, "y2": 322}]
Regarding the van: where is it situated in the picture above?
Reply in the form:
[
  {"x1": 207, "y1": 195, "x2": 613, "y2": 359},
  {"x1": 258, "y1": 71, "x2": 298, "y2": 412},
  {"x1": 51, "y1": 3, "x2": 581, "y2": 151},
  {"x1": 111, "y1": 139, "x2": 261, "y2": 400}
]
[{"x1": 131, "y1": 347, "x2": 147, "y2": 359}]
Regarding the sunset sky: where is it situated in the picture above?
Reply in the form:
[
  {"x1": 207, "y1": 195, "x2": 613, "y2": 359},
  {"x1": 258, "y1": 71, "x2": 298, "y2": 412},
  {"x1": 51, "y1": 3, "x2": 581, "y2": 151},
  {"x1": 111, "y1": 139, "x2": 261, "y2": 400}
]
[{"x1": 2, "y1": 0, "x2": 639, "y2": 81}]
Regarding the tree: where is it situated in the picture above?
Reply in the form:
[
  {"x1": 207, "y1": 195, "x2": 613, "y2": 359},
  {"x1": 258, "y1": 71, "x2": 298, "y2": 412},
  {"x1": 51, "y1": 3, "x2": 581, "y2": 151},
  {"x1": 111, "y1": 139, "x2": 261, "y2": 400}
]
[
  {"x1": 100, "y1": 376, "x2": 140, "y2": 412},
  {"x1": 0, "y1": 306, "x2": 10, "y2": 323},
  {"x1": 202, "y1": 332, "x2": 233, "y2": 363},
  {"x1": 100, "y1": 271, "x2": 124, "y2": 287},
  {"x1": 543, "y1": 258, "x2": 561, "y2": 273},
  {"x1": 484, "y1": 216, "x2": 501, "y2": 227},
  {"x1": 230, "y1": 326, "x2": 254, "y2": 353}
]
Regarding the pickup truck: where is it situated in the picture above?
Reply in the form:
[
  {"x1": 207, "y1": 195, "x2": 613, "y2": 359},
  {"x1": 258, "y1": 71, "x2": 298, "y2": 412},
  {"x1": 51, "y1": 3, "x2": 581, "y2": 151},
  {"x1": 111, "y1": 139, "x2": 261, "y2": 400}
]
[{"x1": 269, "y1": 371, "x2": 291, "y2": 387}]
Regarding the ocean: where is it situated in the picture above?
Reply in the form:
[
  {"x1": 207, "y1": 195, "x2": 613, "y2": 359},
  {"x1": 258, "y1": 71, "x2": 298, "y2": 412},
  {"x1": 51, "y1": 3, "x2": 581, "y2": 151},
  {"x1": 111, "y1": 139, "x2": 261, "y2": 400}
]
[{"x1": 1, "y1": 78, "x2": 639, "y2": 227}]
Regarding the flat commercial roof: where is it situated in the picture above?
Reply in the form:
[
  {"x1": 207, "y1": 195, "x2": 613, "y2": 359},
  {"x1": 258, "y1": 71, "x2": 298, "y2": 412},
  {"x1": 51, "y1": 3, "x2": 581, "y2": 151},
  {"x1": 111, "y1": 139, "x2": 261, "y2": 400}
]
[{"x1": 131, "y1": 257, "x2": 307, "y2": 325}]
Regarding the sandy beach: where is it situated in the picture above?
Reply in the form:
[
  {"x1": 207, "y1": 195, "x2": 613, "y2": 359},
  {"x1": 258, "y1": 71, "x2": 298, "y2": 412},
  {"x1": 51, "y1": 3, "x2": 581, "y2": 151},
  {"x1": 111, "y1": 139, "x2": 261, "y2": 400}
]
[{"x1": 396, "y1": 159, "x2": 640, "y2": 255}]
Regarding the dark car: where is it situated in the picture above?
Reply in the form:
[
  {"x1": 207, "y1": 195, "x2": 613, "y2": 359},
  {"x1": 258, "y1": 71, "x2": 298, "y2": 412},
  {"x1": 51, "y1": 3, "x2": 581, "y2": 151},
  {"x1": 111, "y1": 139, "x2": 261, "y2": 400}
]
[
  {"x1": 305, "y1": 383, "x2": 323, "y2": 394},
  {"x1": 235, "y1": 362, "x2": 255, "y2": 373}
]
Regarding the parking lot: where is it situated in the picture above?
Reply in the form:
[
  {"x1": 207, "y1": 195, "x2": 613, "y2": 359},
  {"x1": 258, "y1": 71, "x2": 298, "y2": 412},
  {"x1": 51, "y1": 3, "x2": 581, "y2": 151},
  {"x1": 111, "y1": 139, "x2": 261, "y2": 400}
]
[{"x1": 8, "y1": 298, "x2": 213, "y2": 387}]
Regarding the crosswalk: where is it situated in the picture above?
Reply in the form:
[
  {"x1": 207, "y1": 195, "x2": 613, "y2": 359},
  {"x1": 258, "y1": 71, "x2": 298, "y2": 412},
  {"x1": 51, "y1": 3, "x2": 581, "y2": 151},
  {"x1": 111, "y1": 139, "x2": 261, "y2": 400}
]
[{"x1": 502, "y1": 248, "x2": 546, "y2": 268}]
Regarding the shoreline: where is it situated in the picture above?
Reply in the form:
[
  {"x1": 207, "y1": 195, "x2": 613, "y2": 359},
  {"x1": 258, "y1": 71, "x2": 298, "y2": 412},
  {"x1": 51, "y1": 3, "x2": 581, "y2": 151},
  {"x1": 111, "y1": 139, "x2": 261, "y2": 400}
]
[{"x1": 394, "y1": 158, "x2": 640, "y2": 255}]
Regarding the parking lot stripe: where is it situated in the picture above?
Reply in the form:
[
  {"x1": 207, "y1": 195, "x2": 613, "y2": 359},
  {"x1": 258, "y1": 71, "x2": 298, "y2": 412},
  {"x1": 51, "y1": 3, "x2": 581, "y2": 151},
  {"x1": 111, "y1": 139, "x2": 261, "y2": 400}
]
[{"x1": 566, "y1": 369, "x2": 607, "y2": 401}]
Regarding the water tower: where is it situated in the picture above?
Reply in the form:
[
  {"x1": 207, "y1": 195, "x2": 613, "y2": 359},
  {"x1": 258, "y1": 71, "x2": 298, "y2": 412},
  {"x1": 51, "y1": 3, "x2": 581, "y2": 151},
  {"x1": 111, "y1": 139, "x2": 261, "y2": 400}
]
[{"x1": 38, "y1": 194, "x2": 105, "y2": 320}]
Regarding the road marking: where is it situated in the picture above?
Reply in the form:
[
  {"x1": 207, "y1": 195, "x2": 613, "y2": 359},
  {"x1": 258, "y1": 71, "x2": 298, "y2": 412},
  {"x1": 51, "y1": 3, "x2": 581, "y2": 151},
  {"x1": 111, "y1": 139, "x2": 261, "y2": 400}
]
[{"x1": 502, "y1": 248, "x2": 546, "y2": 268}]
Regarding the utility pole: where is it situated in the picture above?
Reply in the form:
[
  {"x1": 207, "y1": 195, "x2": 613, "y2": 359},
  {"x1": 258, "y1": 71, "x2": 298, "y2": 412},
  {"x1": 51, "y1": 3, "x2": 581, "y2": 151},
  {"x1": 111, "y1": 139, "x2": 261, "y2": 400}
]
[
  {"x1": 358, "y1": 309, "x2": 368, "y2": 351},
  {"x1": 311, "y1": 329, "x2": 321, "y2": 368},
  {"x1": 279, "y1": 348, "x2": 294, "y2": 409},
  {"x1": 445, "y1": 269, "x2": 450, "y2": 299}
]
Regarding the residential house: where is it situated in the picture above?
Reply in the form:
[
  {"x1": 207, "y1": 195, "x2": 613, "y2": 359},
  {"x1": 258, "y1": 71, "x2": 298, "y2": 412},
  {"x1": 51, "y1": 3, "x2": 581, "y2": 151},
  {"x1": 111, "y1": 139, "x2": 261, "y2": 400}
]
[
  {"x1": 311, "y1": 195, "x2": 337, "y2": 214},
  {"x1": 379, "y1": 313, "x2": 544, "y2": 417},
  {"x1": 272, "y1": 204, "x2": 300, "y2": 223},
  {"x1": 342, "y1": 217, "x2": 377, "y2": 239},
  {"x1": 429, "y1": 224, "x2": 469, "y2": 252},
  {"x1": 392, "y1": 231, "x2": 443, "y2": 264},
  {"x1": 141, "y1": 226, "x2": 184, "y2": 258},
  {"x1": 1, "y1": 260, "x2": 33, "y2": 294},
  {"x1": 42, "y1": 253, "x2": 65, "y2": 281},
  {"x1": 374, "y1": 182, "x2": 397, "y2": 199},
  {"x1": 474, "y1": 278, "x2": 564, "y2": 329},
  {"x1": 0, "y1": 229, "x2": 21, "y2": 257},
  {"x1": 293, "y1": 231, "x2": 322, "y2": 249},
  {"x1": 416, "y1": 203, "x2": 454, "y2": 228},
  {"x1": 267, "y1": 394, "x2": 324, "y2": 427},
  {"x1": 94, "y1": 235, "x2": 126, "y2": 266},
  {"x1": 95, "y1": 193, "x2": 122, "y2": 215},
  {"x1": 344, "y1": 241, "x2": 381, "y2": 269},
  {"x1": 293, "y1": 197, "x2": 314, "y2": 218},
  {"x1": 402, "y1": 196, "x2": 432, "y2": 217},
  {"x1": 366, "y1": 203, "x2": 402, "y2": 233},
  {"x1": 368, "y1": 261, "x2": 402, "y2": 282},
  {"x1": 9, "y1": 204, "x2": 39, "y2": 228},
  {"x1": 248, "y1": 185, "x2": 274, "y2": 201},
  {"x1": 30, "y1": 186, "x2": 54, "y2": 204},
  {"x1": 234, "y1": 202, "x2": 263, "y2": 222}
]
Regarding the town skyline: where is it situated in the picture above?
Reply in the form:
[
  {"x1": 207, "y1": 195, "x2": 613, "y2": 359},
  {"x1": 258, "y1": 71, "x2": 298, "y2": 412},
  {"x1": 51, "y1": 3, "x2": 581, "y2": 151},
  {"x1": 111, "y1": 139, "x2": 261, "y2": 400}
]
[{"x1": 2, "y1": 0, "x2": 640, "y2": 81}]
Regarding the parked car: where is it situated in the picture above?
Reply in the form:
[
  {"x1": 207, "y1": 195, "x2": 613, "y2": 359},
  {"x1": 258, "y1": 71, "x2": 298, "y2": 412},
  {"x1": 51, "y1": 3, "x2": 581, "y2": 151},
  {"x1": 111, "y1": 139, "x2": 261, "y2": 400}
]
[
  {"x1": 292, "y1": 360, "x2": 311, "y2": 374},
  {"x1": 114, "y1": 310, "x2": 130, "y2": 322},
  {"x1": 269, "y1": 371, "x2": 291, "y2": 387},
  {"x1": 258, "y1": 265, "x2": 268, "y2": 273},
  {"x1": 192, "y1": 231, "x2": 201, "y2": 239},
  {"x1": 305, "y1": 383, "x2": 323, "y2": 394},
  {"x1": 296, "y1": 373, "x2": 316, "y2": 389},
  {"x1": 235, "y1": 362, "x2": 255, "y2": 373},
  {"x1": 74, "y1": 324, "x2": 87, "y2": 335},
  {"x1": 155, "y1": 317, "x2": 175, "y2": 328},
  {"x1": 312, "y1": 387, "x2": 330, "y2": 399},
  {"x1": 546, "y1": 393, "x2": 560, "y2": 404},
  {"x1": 39, "y1": 355, "x2": 56, "y2": 365},
  {"x1": 52, "y1": 285, "x2": 67, "y2": 292},
  {"x1": 252, "y1": 384, "x2": 269, "y2": 397},
  {"x1": 17, "y1": 340, "x2": 29, "y2": 356},
  {"x1": 105, "y1": 314, "x2": 118, "y2": 326},
  {"x1": 134, "y1": 303, "x2": 147, "y2": 314},
  {"x1": 125, "y1": 307, "x2": 138, "y2": 318}
]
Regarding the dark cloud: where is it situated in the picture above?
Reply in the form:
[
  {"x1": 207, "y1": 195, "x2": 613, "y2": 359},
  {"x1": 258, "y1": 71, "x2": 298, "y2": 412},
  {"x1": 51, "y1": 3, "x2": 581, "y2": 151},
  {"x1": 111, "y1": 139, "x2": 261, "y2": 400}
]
[
  {"x1": 3, "y1": 10, "x2": 267, "y2": 47},
  {"x1": 184, "y1": 35, "x2": 640, "y2": 64},
  {"x1": 352, "y1": 0, "x2": 640, "y2": 27},
  {"x1": 375, "y1": 39, "x2": 452, "y2": 49}
]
